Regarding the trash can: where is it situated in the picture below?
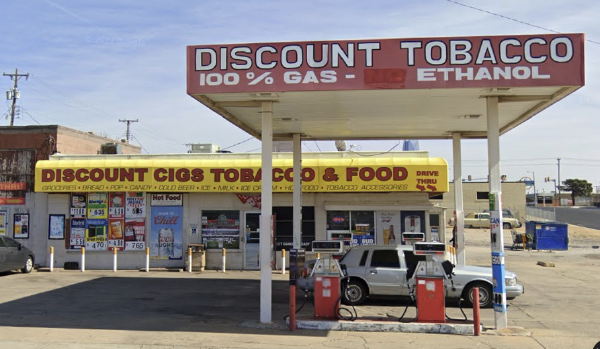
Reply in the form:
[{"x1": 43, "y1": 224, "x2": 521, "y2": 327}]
[
  {"x1": 185, "y1": 243, "x2": 206, "y2": 271},
  {"x1": 525, "y1": 221, "x2": 569, "y2": 250}
]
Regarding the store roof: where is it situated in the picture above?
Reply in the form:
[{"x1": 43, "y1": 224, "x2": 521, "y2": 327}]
[{"x1": 186, "y1": 33, "x2": 585, "y2": 141}]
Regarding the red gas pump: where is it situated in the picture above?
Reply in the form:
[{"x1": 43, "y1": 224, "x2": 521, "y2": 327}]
[
  {"x1": 310, "y1": 241, "x2": 345, "y2": 320},
  {"x1": 411, "y1": 242, "x2": 450, "y2": 323}
]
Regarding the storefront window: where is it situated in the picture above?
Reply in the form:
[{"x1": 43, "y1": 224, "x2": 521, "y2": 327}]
[
  {"x1": 327, "y1": 210, "x2": 375, "y2": 247},
  {"x1": 273, "y1": 207, "x2": 315, "y2": 251},
  {"x1": 201, "y1": 210, "x2": 240, "y2": 249},
  {"x1": 350, "y1": 211, "x2": 375, "y2": 235},
  {"x1": 326, "y1": 211, "x2": 350, "y2": 231}
]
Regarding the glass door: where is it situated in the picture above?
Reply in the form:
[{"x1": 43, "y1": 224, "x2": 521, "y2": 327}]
[{"x1": 244, "y1": 212, "x2": 261, "y2": 269}]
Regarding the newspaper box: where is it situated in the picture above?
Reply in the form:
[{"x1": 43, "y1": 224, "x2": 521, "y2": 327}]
[{"x1": 185, "y1": 243, "x2": 206, "y2": 271}]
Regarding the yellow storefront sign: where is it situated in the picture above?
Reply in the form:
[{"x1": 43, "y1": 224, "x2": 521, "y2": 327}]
[{"x1": 35, "y1": 157, "x2": 448, "y2": 193}]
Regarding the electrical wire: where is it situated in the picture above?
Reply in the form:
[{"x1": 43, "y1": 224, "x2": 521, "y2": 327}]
[
  {"x1": 314, "y1": 141, "x2": 322, "y2": 152},
  {"x1": 130, "y1": 134, "x2": 150, "y2": 154},
  {"x1": 222, "y1": 136, "x2": 255, "y2": 150},
  {"x1": 349, "y1": 141, "x2": 401, "y2": 157},
  {"x1": 445, "y1": 0, "x2": 600, "y2": 45}
]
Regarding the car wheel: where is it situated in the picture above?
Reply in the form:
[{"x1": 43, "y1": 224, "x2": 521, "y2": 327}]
[
  {"x1": 22, "y1": 256, "x2": 33, "y2": 274},
  {"x1": 463, "y1": 282, "x2": 493, "y2": 308},
  {"x1": 503, "y1": 223, "x2": 512, "y2": 229},
  {"x1": 342, "y1": 279, "x2": 368, "y2": 305}
]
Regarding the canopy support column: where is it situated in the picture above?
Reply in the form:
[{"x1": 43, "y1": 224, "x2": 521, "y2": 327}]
[
  {"x1": 487, "y1": 96, "x2": 508, "y2": 329},
  {"x1": 293, "y1": 134, "x2": 302, "y2": 249},
  {"x1": 260, "y1": 101, "x2": 273, "y2": 324},
  {"x1": 452, "y1": 132, "x2": 465, "y2": 266}
]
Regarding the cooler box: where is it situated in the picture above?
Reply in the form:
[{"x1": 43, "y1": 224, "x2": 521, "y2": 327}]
[{"x1": 526, "y1": 221, "x2": 569, "y2": 250}]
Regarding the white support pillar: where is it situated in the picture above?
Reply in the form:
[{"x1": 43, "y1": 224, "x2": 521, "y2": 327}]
[
  {"x1": 292, "y1": 133, "x2": 302, "y2": 249},
  {"x1": 487, "y1": 96, "x2": 508, "y2": 330},
  {"x1": 452, "y1": 132, "x2": 466, "y2": 266},
  {"x1": 260, "y1": 101, "x2": 273, "y2": 324}
]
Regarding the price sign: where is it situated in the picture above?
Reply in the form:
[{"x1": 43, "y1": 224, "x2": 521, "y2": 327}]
[
  {"x1": 85, "y1": 240, "x2": 107, "y2": 251},
  {"x1": 108, "y1": 239, "x2": 124, "y2": 250},
  {"x1": 70, "y1": 238, "x2": 85, "y2": 247},
  {"x1": 88, "y1": 208, "x2": 106, "y2": 219},
  {"x1": 125, "y1": 241, "x2": 145, "y2": 251},
  {"x1": 109, "y1": 207, "x2": 125, "y2": 217},
  {"x1": 71, "y1": 208, "x2": 86, "y2": 217}
]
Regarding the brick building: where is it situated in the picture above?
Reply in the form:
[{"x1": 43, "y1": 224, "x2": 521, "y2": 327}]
[{"x1": 0, "y1": 125, "x2": 141, "y2": 247}]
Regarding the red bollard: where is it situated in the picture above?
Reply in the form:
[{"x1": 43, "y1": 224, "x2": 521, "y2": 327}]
[
  {"x1": 473, "y1": 287, "x2": 481, "y2": 336},
  {"x1": 289, "y1": 285, "x2": 296, "y2": 331}
]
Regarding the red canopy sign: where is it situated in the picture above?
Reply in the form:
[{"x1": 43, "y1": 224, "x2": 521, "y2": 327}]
[{"x1": 187, "y1": 33, "x2": 584, "y2": 94}]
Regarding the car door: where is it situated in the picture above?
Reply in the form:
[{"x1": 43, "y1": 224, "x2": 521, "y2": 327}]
[
  {"x1": 365, "y1": 249, "x2": 403, "y2": 296},
  {"x1": 0, "y1": 237, "x2": 9, "y2": 272},
  {"x1": 3, "y1": 237, "x2": 21, "y2": 270}
]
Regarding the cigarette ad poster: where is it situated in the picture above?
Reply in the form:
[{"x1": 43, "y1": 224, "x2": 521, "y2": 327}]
[
  {"x1": 70, "y1": 218, "x2": 86, "y2": 249},
  {"x1": 126, "y1": 192, "x2": 146, "y2": 219},
  {"x1": 70, "y1": 193, "x2": 87, "y2": 218},
  {"x1": 125, "y1": 218, "x2": 146, "y2": 251},
  {"x1": 108, "y1": 218, "x2": 125, "y2": 250},
  {"x1": 109, "y1": 192, "x2": 125, "y2": 219},
  {"x1": 85, "y1": 219, "x2": 107, "y2": 251},
  {"x1": 150, "y1": 206, "x2": 182, "y2": 260},
  {"x1": 0, "y1": 210, "x2": 7, "y2": 235},
  {"x1": 88, "y1": 192, "x2": 108, "y2": 219},
  {"x1": 201, "y1": 212, "x2": 240, "y2": 250},
  {"x1": 13, "y1": 213, "x2": 29, "y2": 239}
]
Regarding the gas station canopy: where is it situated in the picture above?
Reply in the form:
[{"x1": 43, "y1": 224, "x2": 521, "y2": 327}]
[{"x1": 187, "y1": 33, "x2": 584, "y2": 140}]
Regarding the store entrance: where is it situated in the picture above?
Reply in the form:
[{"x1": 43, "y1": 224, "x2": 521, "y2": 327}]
[{"x1": 244, "y1": 212, "x2": 261, "y2": 269}]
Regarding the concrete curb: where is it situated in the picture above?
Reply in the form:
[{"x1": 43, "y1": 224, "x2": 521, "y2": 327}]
[{"x1": 286, "y1": 318, "x2": 478, "y2": 335}]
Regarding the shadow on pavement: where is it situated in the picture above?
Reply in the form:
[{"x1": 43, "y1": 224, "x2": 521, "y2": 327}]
[{"x1": 0, "y1": 276, "x2": 327, "y2": 336}]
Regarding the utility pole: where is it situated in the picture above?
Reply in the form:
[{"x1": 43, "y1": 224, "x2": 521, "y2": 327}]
[
  {"x1": 3, "y1": 68, "x2": 29, "y2": 126},
  {"x1": 119, "y1": 119, "x2": 138, "y2": 143},
  {"x1": 557, "y1": 158, "x2": 561, "y2": 206}
]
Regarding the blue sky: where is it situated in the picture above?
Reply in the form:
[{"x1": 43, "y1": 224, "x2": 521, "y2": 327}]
[{"x1": 1, "y1": 0, "x2": 599, "y2": 194}]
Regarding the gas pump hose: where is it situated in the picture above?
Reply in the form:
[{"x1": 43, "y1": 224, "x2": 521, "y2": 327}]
[
  {"x1": 335, "y1": 279, "x2": 358, "y2": 321},
  {"x1": 283, "y1": 290, "x2": 313, "y2": 321}
]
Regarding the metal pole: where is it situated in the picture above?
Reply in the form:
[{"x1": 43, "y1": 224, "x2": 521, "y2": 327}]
[
  {"x1": 292, "y1": 133, "x2": 302, "y2": 250},
  {"x1": 188, "y1": 248, "x2": 193, "y2": 273},
  {"x1": 487, "y1": 96, "x2": 508, "y2": 330},
  {"x1": 557, "y1": 158, "x2": 561, "y2": 206},
  {"x1": 260, "y1": 101, "x2": 273, "y2": 324},
  {"x1": 452, "y1": 132, "x2": 466, "y2": 266},
  {"x1": 222, "y1": 248, "x2": 226, "y2": 273},
  {"x1": 282, "y1": 249, "x2": 286, "y2": 275}
]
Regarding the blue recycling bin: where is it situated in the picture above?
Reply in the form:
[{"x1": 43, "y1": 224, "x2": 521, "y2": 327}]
[{"x1": 525, "y1": 221, "x2": 569, "y2": 250}]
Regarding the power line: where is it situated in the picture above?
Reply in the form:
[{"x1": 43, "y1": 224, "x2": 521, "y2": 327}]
[
  {"x1": 222, "y1": 136, "x2": 255, "y2": 150},
  {"x1": 314, "y1": 141, "x2": 322, "y2": 152},
  {"x1": 119, "y1": 119, "x2": 138, "y2": 143},
  {"x1": 130, "y1": 134, "x2": 150, "y2": 154},
  {"x1": 349, "y1": 141, "x2": 402, "y2": 157},
  {"x1": 445, "y1": 0, "x2": 600, "y2": 45}
]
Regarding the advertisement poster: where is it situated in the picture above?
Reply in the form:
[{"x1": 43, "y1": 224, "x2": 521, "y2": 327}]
[
  {"x1": 150, "y1": 206, "x2": 182, "y2": 260},
  {"x1": 0, "y1": 210, "x2": 6, "y2": 235},
  {"x1": 125, "y1": 218, "x2": 146, "y2": 251},
  {"x1": 85, "y1": 219, "x2": 107, "y2": 251},
  {"x1": 376, "y1": 211, "x2": 400, "y2": 246},
  {"x1": 108, "y1": 218, "x2": 125, "y2": 250},
  {"x1": 70, "y1": 193, "x2": 87, "y2": 218},
  {"x1": 49, "y1": 214, "x2": 65, "y2": 240},
  {"x1": 150, "y1": 193, "x2": 183, "y2": 206},
  {"x1": 126, "y1": 192, "x2": 146, "y2": 219},
  {"x1": 201, "y1": 213, "x2": 240, "y2": 250},
  {"x1": 109, "y1": 192, "x2": 125, "y2": 218},
  {"x1": 87, "y1": 192, "x2": 108, "y2": 219},
  {"x1": 401, "y1": 211, "x2": 425, "y2": 245},
  {"x1": 13, "y1": 213, "x2": 29, "y2": 239},
  {"x1": 70, "y1": 218, "x2": 86, "y2": 249}
]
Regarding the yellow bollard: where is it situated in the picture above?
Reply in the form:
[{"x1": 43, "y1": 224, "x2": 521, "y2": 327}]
[
  {"x1": 282, "y1": 249, "x2": 286, "y2": 275},
  {"x1": 145, "y1": 247, "x2": 150, "y2": 272},
  {"x1": 80, "y1": 247, "x2": 85, "y2": 272},
  {"x1": 49, "y1": 246, "x2": 54, "y2": 272},
  {"x1": 188, "y1": 247, "x2": 193, "y2": 273},
  {"x1": 222, "y1": 248, "x2": 226, "y2": 273},
  {"x1": 113, "y1": 247, "x2": 117, "y2": 272}
]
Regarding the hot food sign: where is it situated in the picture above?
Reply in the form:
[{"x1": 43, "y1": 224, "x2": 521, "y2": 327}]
[{"x1": 187, "y1": 33, "x2": 584, "y2": 94}]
